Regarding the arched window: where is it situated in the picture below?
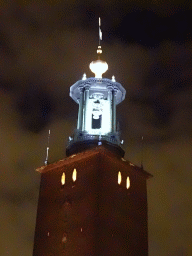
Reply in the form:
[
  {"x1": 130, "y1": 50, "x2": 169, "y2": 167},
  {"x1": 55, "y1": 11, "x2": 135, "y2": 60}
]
[
  {"x1": 72, "y1": 168, "x2": 77, "y2": 182},
  {"x1": 126, "y1": 176, "x2": 130, "y2": 189},
  {"x1": 118, "y1": 171, "x2": 122, "y2": 185},
  {"x1": 61, "y1": 172, "x2": 65, "y2": 186}
]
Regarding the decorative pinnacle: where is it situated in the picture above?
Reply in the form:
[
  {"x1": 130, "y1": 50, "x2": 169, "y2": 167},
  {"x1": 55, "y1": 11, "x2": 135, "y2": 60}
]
[
  {"x1": 82, "y1": 73, "x2": 87, "y2": 80},
  {"x1": 112, "y1": 75, "x2": 116, "y2": 82}
]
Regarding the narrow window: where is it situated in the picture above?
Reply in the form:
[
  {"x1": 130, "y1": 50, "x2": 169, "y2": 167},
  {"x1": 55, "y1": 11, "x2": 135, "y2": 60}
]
[
  {"x1": 72, "y1": 168, "x2": 77, "y2": 182},
  {"x1": 61, "y1": 172, "x2": 65, "y2": 186},
  {"x1": 126, "y1": 176, "x2": 130, "y2": 189},
  {"x1": 118, "y1": 171, "x2": 122, "y2": 184}
]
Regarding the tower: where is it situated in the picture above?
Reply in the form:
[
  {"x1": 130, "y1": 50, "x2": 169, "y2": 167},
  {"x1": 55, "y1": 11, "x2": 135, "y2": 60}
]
[{"x1": 33, "y1": 19, "x2": 152, "y2": 256}]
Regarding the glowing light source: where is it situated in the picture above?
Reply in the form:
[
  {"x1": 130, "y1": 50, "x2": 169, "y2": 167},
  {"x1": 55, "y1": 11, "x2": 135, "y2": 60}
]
[
  {"x1": 118, "y1": 171, "x2": 122, "y2": 184},
  {"x1": 89, "y1": 59, "x2": 108, "y2": 78},
  {"x1": 72, "y1": 168, "x2": 77, "y2": 182},
  {"x1": 126, "y1": 176, "x2": 130, "y2": 189},
  {"x1": 61, "y1": 172, "x2": 65, "y2": 185}
]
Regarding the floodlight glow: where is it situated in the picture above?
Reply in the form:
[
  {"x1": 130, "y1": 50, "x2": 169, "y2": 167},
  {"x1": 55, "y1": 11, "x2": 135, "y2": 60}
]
[{"x1": 89, "y1": 59, "x2": 108, "y2": 78}]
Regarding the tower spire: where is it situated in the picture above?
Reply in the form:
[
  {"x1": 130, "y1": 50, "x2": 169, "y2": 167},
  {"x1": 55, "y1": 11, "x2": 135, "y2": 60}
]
[
  {"x1": 97, "y1": 17, "x2": 102, "y2": 57},
  {"x1": 89, "y1": 17, "x2": 108, "y2": 78}
]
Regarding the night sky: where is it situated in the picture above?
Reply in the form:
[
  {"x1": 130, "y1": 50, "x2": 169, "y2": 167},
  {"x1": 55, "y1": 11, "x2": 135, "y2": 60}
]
[{"x1": 1, "y1": 1, "x2": 192, "y2": 255}]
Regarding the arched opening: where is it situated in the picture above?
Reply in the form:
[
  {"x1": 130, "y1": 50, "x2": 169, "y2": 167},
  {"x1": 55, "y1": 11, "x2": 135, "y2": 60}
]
[
  {"x1": 126, "y1": 176, "x2": 130, "y2": 189},
  {"x1": 72, "y1": 168, "x2": 77, "y2": 182},
  {"x1": 92, "y1": 99, "x2": 102, "y2": 129},
  {"x1": 61, "y1": 172, "x2": 65, "y2": 186},
  {"x1": 118, "y1": 171, "x2": 122, "y2": 185}
]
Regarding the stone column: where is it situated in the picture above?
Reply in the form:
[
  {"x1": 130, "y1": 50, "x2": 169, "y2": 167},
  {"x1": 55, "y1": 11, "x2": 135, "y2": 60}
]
[
  {"x1": 77, "y1": 87, "x2": 84, "y2": 130},
  {"x1": 83, "y1": 86, "x2": 90, "y2": 131},
  {"x1": 107, "y1": 86, "x2": 113, "y2": 132},
  {"x1": 112, "y1": 89, "x2": 117, "y2": 132}
]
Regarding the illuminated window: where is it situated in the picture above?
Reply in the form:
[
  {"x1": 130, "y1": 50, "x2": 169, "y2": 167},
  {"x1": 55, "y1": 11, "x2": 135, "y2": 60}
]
[
  {"x1": 72, "y1": 168, "x2": 77, "y2": 182},
  {"x1": 61, "y1": 172, "x2": 65, "y2": 186},
  {"x1": 118, "y1": 171, "x2": 122, "y2": 184},
  {"x1": 126, "y1": 176, "x2": 130, "y2": 189}
]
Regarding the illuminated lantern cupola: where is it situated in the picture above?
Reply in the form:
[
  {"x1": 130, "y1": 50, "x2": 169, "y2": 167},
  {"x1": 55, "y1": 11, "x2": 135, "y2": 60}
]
[{"x1": 67, "y1": 18, "x2": 126, "y2": 156}]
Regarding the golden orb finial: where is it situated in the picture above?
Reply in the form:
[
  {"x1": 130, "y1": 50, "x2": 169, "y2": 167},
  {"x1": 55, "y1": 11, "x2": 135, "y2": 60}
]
[{"x1": 89, "y1": 60, "x2": 108, "y2": 78}]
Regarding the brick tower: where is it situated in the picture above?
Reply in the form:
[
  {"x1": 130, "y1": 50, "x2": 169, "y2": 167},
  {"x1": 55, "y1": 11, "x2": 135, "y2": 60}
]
[{"x1": 33, "y1": 19, "x2": 152, "y2": 256}]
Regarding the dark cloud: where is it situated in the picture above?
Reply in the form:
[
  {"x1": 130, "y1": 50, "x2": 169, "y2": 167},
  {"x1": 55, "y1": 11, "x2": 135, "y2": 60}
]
[
  {"x1": 17, "y1": 87, "x2": 54, "y2": 132},
  {"x1": 0, "y1": 1, "x2": 192, "y2": 256}
]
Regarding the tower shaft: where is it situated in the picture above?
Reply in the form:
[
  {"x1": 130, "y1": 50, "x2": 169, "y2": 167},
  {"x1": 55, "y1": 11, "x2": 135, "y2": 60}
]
[{"x1": 33, "y1": 147, "x2": 150, "y2": 256}]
